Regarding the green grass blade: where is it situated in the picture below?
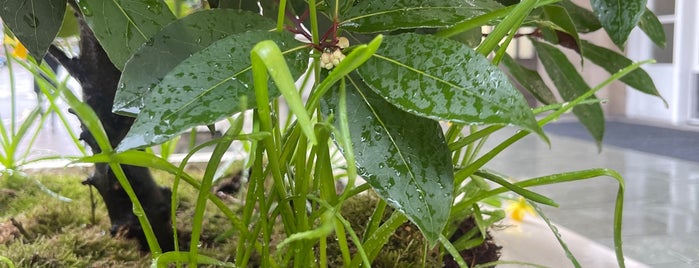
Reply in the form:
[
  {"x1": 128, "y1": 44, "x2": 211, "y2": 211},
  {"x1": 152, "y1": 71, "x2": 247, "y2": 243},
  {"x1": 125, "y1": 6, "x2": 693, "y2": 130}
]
[
  {"x1": 474, "y1": 170, "x2": 558, "y2": 206},
  {"x1": 529, "y1": 201, "x2": 581, "y2": 268},
  {"x1": 439, "y1": 234, "x2": 468, "y2": 268},
  {"x1": 59, "y1": 87, "x2": 161, "y2": 254},
  {"x1": 251, "y1": 40, "x2": 318, "y2": 145}
]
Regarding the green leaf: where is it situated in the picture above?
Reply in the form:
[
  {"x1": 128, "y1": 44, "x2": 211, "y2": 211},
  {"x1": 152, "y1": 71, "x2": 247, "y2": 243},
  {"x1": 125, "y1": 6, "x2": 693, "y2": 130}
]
[
  {"x1": 0, "y1": 0, "x2": 66, "y2": 60},
  {"x1": 117, "y1": 31, "x2": 305, "y2": 151},
  {"x1": 501, "y1": 53, "x2": 557, "y2": 105},
  {"x1": 114, "y1": 9, "x2": 275, "y2": 116},
  {"x1": 557, "y1": 0, "x2": 601, "y2": 33},
  {"x1": 580, "y1": 40, "x2": 667, "y2": 106},
  {"x1": 542, "y1": 5, "x2": 581, "y2": 53},
  {"x1": 340, "y1": 0, "x2": 503, "y2": 33},
  {"x1": 218, "y1": 0, "x2": 279, "y2": 19},
  {"x1": 357, "y1": 33, "x2": 545, "y2": 140},
  {"x1": 77, "y1": 0, "x2": 176, "y2": 70},
  {"x1": 320, "y1": 75, "x2": 454, "y2": 245},
  {"x1": 532, "y1": 40, "x2": 605, "y2": 147},
  {"x1": 590, "y1": 0, "x2": 647, "y2": 48},
  {"x1": 638, "y1": 7, "x2": 666, "y2": 49},
  {"x1": 57, "y1": 5, "x2": 79, "y2": 38}
]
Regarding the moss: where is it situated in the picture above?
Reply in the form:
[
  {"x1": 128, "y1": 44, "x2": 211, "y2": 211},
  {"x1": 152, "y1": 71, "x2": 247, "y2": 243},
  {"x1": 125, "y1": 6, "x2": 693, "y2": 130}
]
[
  {"x1": 324, "y1": 191, "x2": 443, "y2": 267},
  {"x1": 1, "y1": 166, "x2": 499, "y2": 267}
]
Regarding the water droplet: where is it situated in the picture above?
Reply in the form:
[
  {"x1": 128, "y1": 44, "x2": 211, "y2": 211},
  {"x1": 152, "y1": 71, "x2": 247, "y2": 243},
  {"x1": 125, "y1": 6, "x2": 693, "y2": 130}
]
[{"x1": 77, "y1": 0, "x2": 93, "y2": 16}]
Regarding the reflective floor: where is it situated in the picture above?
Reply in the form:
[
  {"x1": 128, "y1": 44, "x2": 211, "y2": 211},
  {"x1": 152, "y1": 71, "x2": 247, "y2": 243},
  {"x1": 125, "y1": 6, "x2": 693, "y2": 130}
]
[{"x1": 486, "y1": 126, "x2": 699, "y2": 267}]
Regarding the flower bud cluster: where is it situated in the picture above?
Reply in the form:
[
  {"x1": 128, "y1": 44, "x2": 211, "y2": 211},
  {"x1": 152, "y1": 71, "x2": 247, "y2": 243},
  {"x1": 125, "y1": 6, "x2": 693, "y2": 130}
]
[
  {"x1": 320, "y1": 37, "x2": 350, "y2": 70},
  {"x1": 320, "y1": 49, "x2": 346, "y2": 70}
]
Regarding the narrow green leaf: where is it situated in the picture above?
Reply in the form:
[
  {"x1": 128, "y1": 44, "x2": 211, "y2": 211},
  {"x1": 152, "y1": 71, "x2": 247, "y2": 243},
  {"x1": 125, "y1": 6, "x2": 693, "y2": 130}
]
[
  {"x1": 77, "y1": 0, "x2": 176, "y2": 70},
  {"x1": 532, "y1": 40, "x2": 605, "y2": 147},
  {"x1": 219, "y1": 0, "x2": 278, "y2": 19},
  {"x1": 357, "y1": 33, "x2": 546, "y2": 140},
  {"x1": 251, "y1": 40, "x2": 317, "y2": 144},
  {"x1": 320, "y1": 75, "x2": 454, "y2": 245},
  {"x1": 115, "y1": 9, "x2": 275, "y2": 116},
  {"x1": 152, "y1": 251, "x2": 235, "y2": 267},
  {"x1": 340, "y1": 0, "x2": 503, "y2": 33},
  {"x1": 580, "y1": 40, "x2": 667, "y2": 106},
  {"x1": 0, "y1": 0, "x2": 65, "y2": 60},
  {"x1": 306, "y1": 35, "x2": 383, "y2": 110},
  {"x1": 529, "y1": 202, "x2": 582, "y2": 268},
  {"x1": 590, "y1": 0, "x2": 647, "y2": 48},
  {"x1": 117, "y1": 31, "x2": 306, "y2": 151},
  {"x1": 542, "y1": 5, "x2": 581, "y2": 53},
  {"x1": 638, "y1": 8, "x2": 666, "y2": 49},
  {"x1": 501, "y1": 53, "x2": 557, "y2": 105},
  {"x1": 557, "y1": 0, "x2": 602, "y2": 33}
]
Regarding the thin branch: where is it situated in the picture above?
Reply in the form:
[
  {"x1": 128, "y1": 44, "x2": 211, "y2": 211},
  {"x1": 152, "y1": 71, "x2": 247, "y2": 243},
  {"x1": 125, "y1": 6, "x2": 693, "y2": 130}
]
[{"x1": 48, "y1": 44, "x2": 84, "y2": 82}]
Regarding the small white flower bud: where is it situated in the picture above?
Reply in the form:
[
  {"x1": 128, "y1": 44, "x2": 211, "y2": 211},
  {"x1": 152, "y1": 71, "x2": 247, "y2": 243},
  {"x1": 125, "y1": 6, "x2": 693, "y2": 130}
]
[
  {"x1": 332, "y1": 49, "x2": 343, "y2": 59},
  {"x1": 337, "y1": 37, "x2": 349, "y2": 49},
  {"x1": 321, "y1": 52, "x2": 331, "y2": 65}
]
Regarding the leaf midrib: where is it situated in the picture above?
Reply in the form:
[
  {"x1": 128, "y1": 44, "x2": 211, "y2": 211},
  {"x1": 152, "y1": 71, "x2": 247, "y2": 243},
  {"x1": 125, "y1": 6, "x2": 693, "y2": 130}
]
[
  {"x1": 342, "y1": 6, "x2": 483, "y2": 24},
  {"x1": 372, "y1": 54, "x2": 523, "y2": 119},
  {"x1": 349, "y1": 76, "x2": 435, "y2": 232}
]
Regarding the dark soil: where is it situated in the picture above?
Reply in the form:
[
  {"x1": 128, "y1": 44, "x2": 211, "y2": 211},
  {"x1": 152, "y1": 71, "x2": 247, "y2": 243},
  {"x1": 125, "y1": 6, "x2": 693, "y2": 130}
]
[{"x1": 444, "y1": 217, "x2": 502, "y2": 267}]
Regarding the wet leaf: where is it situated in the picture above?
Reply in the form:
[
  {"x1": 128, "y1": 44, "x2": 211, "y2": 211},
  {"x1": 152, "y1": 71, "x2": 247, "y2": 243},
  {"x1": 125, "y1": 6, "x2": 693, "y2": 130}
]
[
  {"x1": 557, "y1": 0, "x2": 601, "y2": 33},
  {"x1": 77, "y1": 0, "x2": 176, "y2": 70},
  {"x1": 638, "y1": 8, "x2": 666, "y2": 49},
  {"x1": 117, "y1": 31, "x2": 306, "y2": 151},
  {"x1": 580, "y1": 40, "x2": 666, "y2": 106},
  {"x1": 357, "y1": 33, "x2": 545, "y2": 139},
  {"x1": 340, "y1": 0, "x2": 503, "y2": 33},
  {"x1": 218, "y1": 0, "x2": 278, "y2": 19},
  {"x1": 501, "y1": 53, "x2": 557, "y2": 105},
  {"x1": 590, "y1": 0, "x2": 646, "y2": 48},
  {"x1": 0, "y1": 0, "x2": 65, "y2": 60},
  {"x1": 320, "y1": 75, "x2": 453, "y2": 245},
  {"x1": 114, "y1": 9, "x2": 275, "y2": 116},
  {"x1": 532, "y1": 40, "x2": 605, "y2": 147}
]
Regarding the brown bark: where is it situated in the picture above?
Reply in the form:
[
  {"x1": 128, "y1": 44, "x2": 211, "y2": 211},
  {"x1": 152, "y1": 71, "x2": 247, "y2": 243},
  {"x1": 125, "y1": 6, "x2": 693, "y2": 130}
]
[{"x1": 48, "y1": 5, "x2": 174, "y2": 252}]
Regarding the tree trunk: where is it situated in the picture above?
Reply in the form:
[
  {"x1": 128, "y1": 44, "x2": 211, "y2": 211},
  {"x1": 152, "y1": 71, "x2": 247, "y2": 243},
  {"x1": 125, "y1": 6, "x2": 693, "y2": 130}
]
[{"x1": 48, "y1": 6, "x2": 174, "y2": 252}]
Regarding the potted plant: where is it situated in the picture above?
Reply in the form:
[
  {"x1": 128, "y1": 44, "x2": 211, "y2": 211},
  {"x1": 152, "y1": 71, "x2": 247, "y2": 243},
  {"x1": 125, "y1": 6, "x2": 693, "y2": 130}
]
[{"x1": 0, "y1": 0, "x2": 665, "y2": 266}]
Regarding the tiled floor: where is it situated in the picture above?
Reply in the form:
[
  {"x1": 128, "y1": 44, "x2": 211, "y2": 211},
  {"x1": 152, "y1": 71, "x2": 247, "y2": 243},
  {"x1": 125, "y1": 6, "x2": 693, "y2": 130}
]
[{"x1": 485, "y1": 126, "x2": 699, "y2": 267}]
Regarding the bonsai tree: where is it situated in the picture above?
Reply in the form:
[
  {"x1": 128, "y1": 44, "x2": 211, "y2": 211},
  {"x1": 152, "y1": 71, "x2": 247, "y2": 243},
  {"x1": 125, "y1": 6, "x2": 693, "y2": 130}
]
[{"x1": 0, "y1": 0, "x2": 665, "y2": 266}]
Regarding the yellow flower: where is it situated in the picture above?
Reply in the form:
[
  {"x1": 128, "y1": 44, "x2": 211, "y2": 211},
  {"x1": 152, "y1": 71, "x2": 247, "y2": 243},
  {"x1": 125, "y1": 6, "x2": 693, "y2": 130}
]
[
  {"x1": 3, "y1": 35, "x2": 28, "y2": 59},
  {"x1": 505, "y1": 197, "x2": 536, "y2": 222}
]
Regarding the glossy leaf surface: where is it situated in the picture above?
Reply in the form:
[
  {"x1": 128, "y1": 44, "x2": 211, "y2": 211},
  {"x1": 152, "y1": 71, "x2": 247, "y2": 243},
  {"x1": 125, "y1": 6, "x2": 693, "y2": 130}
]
[
  {"x1": 0, "y1": 0, "x2": 65, "y2": 60},
  {"x1": 114, "y1": 9, "x2": 275, "y2": 116},
  {"x1": 340, "y1": 0, "x2": 503, "y2": 33},
  {"x1": 542, "y1": 5, "x2": 581, "y2": 52},
  {"x1": 590, "y1": 0, "x2": 646, "y2": 48},
  {"x1": 532, "y1": 40, "x2": 605, "y2": 146},
  {"x1": 357, "y1": 33, "x2": 544, "y2": 138},
  {"x1": 557, "y1": 0, "x2": 601, "y2": 33},
  {"x1": 117, "y1": 31, "x2": 306, "y2": 151},
  {"x1": 638, "y1": 8, "x2": 666, "y2": 49},
  {"x1": 501, "y1": 54, "x2": 557, "y2": 105},
  {"x1": 580, "y1": 40, "x2": 666, "y2": 105},
  {"x1": 321, "y1": 75, "x2": 453, "y2": 244},
  {"x1": 77, "y1": 0, "x2": 176, "y2": 70}
]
